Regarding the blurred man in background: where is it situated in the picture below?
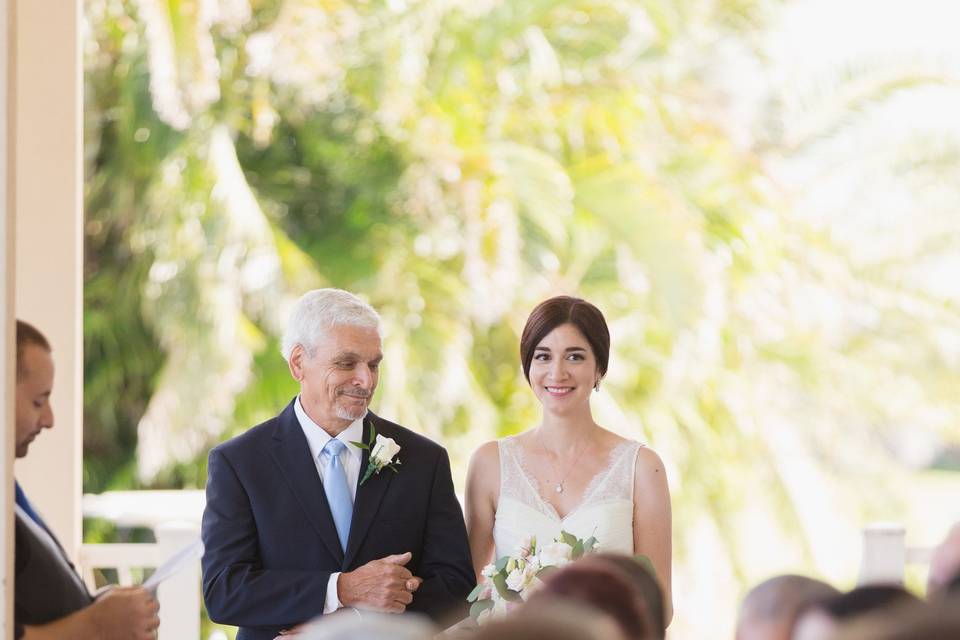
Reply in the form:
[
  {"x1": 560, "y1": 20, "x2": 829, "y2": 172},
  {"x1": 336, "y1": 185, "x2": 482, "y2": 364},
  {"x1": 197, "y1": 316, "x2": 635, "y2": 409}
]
[{"x1": 14, "y1": 320, "x2": 160, "y2": 640}]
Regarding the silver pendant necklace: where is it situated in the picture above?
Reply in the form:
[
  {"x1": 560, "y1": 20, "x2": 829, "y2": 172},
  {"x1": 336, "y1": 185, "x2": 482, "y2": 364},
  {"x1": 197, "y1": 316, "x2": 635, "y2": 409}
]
[{"x1": 537, "y1": 428, "x2": 589, "y2": 494}]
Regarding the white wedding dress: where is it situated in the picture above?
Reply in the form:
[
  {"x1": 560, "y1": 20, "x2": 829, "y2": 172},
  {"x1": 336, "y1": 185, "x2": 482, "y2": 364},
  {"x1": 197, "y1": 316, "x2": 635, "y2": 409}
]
[{"x1": 492, "y1": 435, "x2": 641, "y2": 558}]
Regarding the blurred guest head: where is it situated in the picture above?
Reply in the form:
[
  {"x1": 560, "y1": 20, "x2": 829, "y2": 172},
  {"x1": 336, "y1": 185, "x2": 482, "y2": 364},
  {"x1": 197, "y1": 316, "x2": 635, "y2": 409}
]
[
  {"x1": 474, "y1": 602, "x2": 624, "y2": 640},
  {"x1": 525, "y1": 558, "x2": 654, "y2": 639},
  {"x1": 590, "y1": 553, "x2": 666, "y2": 638},
  {"x1": 297, "y1": 611, "x2": 435, "y2": 640},
  {"x1": 792, "y1": 585, "x2": 920, "y2": 640},
  {"x1": 736, "y1": 574, "x2": 839, "y2": 640},
  {"x1": 833, "y1": 598, "x2": 960, "y2": 640},
  {"x1": 927, "y1": 522, "x2": 960, "y2": 598}
]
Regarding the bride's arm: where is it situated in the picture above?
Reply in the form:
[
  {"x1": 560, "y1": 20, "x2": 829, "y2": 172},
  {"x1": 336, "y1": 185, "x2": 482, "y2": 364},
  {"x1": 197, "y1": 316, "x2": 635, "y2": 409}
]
[
  {"x1": 633, "y1": 446, "x2": 673, "y2": 626},
  {"x1": 465, "y1": 441, "x2": 500, "y2": 583}
]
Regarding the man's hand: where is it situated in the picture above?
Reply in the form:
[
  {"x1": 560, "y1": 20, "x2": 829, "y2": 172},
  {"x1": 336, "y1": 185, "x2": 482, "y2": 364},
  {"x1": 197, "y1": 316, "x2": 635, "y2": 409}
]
[
  {"x1": 337, "y1": 552, "x2": 422, "y2": 613},
  {"x1": 87, "y1": 586, "x2": 160, "y2": 640}
]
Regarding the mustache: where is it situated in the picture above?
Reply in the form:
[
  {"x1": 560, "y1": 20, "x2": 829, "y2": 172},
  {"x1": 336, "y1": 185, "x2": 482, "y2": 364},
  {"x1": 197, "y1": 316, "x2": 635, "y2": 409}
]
[{"x1": 338, "y1": 388, "x2": 372, "y2": 399}]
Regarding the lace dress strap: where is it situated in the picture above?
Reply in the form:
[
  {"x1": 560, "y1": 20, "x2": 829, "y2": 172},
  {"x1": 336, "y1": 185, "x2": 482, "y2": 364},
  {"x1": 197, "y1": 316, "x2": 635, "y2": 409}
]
[
  {"x1": 584, "y1": 440, "x2": 642, "y2": 504},
  {"x1": 497, "y1": 436, "x2": 550, "y2": 516}
]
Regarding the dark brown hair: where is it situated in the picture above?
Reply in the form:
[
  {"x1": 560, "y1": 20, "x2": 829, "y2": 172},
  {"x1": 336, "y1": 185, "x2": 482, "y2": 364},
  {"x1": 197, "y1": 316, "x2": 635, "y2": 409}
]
[
  {"x1": 817, "y1": 584, "x2": 919, "y2": 621},
  {"x1": 16, "y1": 320, "x2": 51, "y2": 380},
  {"x1": 590, "y1": 553, "x2": 666, "y2": 638},
  {"x1": 520, "y1": 296, "x2": 610, "y2": 384},
  {"x1": 471, "y1": 601, "x2": 622, "y2": 640},
  {"x1": 525, "y1": 560, "x2": 654, "y2": 639}
]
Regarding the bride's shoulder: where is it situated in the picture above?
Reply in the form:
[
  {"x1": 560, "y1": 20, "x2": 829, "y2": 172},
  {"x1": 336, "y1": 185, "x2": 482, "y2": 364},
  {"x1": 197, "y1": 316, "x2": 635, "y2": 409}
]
[
  {"x1": 632, "y1": 444, "x2": 668, "y2": 495},
  {"x1": 469, "y1": 438, "x2": 512, "y2": 476},
  {"x1": 469, "y1": 440, "x2": 501, "y2": 466},
  {"x1": 633, "y1": 443, "x2": 665, "y2": 468},
  {"x1": 466, "y1": 440, "x2": 503, "y2": 498}
]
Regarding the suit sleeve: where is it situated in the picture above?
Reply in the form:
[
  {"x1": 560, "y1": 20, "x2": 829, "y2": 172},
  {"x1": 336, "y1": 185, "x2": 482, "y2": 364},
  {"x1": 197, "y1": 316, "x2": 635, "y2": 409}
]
[
  {"x1": 201, "y1": 448, "x2": 331, "y2": 627},
  {"x1": 407, "y1": 448, "x2": 475, "y2": 622}
]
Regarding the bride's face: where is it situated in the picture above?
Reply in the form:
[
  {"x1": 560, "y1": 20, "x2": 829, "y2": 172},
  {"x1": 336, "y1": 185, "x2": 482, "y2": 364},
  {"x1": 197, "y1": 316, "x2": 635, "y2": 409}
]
[{"x1": 529, "y1": 323, "x2": 600, "y2": 413}]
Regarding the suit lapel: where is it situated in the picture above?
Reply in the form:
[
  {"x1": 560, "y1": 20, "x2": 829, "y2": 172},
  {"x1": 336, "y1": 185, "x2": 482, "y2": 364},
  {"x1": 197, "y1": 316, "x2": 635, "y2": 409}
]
[
  {"x1": 344, "y1": 413, "x2": 396, "y2": 568},
  {"x1": 269, "y1": 401, "x2": 344, "y2": 564}
]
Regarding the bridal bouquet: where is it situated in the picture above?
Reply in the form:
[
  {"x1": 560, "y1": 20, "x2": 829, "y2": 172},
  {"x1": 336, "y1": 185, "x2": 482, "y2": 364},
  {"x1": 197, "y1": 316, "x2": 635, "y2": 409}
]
[{"x1": 467, "y1": 531, "x2": 598, "y2": 623}]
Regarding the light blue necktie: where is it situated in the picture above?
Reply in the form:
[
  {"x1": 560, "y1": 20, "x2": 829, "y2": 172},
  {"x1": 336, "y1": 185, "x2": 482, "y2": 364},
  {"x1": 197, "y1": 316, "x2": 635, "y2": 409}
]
[{"x1": 321, "y1": 439, "x2": 353, "y2": 552}]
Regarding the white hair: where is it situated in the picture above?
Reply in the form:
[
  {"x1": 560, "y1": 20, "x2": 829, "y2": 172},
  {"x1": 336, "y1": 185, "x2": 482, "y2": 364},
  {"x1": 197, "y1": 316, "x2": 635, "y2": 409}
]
[{"x1": 280, "y1": 288, "x2": 382, "y2": 360}]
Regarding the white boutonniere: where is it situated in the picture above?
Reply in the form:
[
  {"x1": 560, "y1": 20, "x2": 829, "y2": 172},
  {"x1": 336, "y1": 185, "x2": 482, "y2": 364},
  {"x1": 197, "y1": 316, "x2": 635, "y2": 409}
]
[{"x1": 351, "y1": 426, "x2": 401, "y2": 485}]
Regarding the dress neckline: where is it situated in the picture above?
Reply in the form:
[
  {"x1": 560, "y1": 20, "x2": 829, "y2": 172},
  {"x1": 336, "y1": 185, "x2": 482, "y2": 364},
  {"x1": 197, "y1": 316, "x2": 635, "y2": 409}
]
[{"x1": 507, "y1": 437, "x2": 634, "y2": 522}]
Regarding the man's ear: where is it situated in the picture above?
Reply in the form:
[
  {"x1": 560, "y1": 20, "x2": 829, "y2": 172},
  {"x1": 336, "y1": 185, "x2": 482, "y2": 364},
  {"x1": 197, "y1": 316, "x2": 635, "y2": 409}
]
[{"x1": 288, "y1": 344, "x2": 306, "y2": 382}]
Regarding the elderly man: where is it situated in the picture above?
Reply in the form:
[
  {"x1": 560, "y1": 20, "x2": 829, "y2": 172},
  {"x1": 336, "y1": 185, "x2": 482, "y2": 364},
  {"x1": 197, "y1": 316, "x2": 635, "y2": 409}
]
[
  {"x1": 14, "y1": 320, "x2": 160, "y2": 640},
  {"x1": 736, "y1": 574, "x2": 838, "y2": 640},
  {"x1": 201, "y1": 289, "x2": 474, "y2": 640}
]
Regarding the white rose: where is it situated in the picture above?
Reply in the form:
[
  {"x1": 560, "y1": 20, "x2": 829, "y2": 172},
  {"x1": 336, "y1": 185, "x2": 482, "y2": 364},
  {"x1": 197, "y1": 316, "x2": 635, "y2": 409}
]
[
  {"x1": 505, "y1": 567, "x2": 526, "y2": 592},
  {"x1": 537, "y1": 541, "x2": 572, "y2": 567},
  {"x1": 371, "y1": 434, "x2": 401, "y2": 465},
  {"x1": 481, "y1": 563, "x2": 497, "y2": 578}
]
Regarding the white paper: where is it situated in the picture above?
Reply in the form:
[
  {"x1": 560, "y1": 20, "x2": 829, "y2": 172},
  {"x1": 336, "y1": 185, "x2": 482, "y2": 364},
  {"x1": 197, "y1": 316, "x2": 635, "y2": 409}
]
[{"x1": 143, "y1": 539, "x2": 204, "y2": 591}]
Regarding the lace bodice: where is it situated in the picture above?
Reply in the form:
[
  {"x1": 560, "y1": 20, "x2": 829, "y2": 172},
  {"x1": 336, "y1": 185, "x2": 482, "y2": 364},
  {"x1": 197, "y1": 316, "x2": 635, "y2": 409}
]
[{"x1": 493, "y1": 435, "x2": 641, "y2": 559}]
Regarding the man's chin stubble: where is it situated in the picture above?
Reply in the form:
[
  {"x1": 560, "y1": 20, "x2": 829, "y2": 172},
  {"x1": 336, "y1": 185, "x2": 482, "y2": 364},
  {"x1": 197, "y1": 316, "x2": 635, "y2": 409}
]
[{"x1": 335, "y1": 404, "x2": 368, "y2": 421}]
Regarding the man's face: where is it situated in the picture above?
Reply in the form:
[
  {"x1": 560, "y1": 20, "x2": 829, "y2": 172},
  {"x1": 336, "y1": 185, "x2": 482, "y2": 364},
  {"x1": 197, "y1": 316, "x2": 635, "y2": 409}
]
[
  {"x1": 290, "y1": 324, "x2": 382, "y2": 433},
  {"x1": 15, "y1": 344, "x2": 54, "y2": 458}
]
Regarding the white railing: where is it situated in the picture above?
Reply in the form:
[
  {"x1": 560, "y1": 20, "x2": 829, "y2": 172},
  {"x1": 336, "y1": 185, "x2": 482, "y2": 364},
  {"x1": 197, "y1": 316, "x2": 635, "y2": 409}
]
[{"x1": 80, "y1": 491, "x2": 206, "y2": 640}]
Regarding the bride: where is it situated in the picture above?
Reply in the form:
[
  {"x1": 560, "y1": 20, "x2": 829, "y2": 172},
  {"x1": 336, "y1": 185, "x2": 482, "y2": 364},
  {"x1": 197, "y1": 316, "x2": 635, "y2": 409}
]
[{"x1": 465, "y1": 295, "x2": 672, "y2": 622}]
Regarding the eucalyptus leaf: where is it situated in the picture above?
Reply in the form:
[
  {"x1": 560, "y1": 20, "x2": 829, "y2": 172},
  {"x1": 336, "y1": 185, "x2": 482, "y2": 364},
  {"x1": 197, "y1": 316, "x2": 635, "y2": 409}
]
[
  {"x1": 572, "y1": 540, "x2": 585, "y2": 559},
  {"x1": 467, "y1": 582, "x2": 485, "y2": 602},
  {"x1": 492, "y1": 573, "x2": 508, "y2": 597},
  {"x1": 469, "y1": 599, "x2": 494, "y2": 620},
  {"x1": 492, "y1": 574, "x2": 523, "y2": 602}
]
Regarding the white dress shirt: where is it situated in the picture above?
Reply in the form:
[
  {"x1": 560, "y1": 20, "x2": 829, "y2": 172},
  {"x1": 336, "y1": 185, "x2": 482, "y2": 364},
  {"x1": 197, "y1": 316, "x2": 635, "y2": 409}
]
[{"x1": 294, "y1": 395, "x2": 365, "y2": 614}]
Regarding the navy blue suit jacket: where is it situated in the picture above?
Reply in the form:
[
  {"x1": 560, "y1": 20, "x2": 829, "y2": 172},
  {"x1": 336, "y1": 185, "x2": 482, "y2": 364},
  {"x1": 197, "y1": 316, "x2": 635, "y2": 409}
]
[{"x1": 201, "y1": 402, "x2": 474, "y2": 640}]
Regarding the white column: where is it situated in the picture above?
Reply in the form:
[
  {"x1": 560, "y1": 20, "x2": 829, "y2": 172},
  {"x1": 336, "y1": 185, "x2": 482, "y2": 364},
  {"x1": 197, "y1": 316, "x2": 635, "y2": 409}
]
[
  {"x1": 13, "y1": 0, "x2": 82, "y2": 561},
  {"x1": 1, "y1": 0, "x2": 16, "y2": 636}
]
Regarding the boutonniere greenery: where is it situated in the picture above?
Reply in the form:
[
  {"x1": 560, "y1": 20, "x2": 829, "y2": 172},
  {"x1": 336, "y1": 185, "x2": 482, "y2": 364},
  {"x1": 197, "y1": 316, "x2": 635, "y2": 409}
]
[{"x1": 351, "y1": 426, "x2": 401, "y2": 485}]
